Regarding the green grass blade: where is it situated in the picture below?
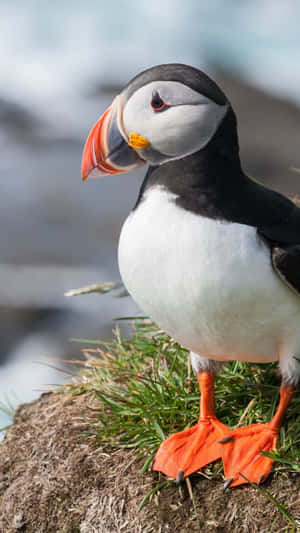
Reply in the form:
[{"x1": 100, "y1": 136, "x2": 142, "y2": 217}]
[
  {"x1": 139, "y1": 453, "x2": 155, "y2": 476},
  {"x1": 138, "y1": 481, "x2": 171, "y2": 511}
]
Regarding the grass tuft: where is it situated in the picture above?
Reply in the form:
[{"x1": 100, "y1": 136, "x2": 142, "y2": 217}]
[{"x1": 64, "y1": 317, "x2": 300, "y2": 479}]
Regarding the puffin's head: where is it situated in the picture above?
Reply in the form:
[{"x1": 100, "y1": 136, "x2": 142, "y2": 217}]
[{"x1": 81, "y1": 64, "x2": 230, "y2": 180}]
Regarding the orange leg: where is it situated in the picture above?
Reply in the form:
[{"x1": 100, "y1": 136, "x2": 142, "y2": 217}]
[
  {"x1": 221, "y1": 384, "x2": 294, "y2": 487},
  {"x1": 152, "y1": 372, "x2": 229, "y2": 482}
]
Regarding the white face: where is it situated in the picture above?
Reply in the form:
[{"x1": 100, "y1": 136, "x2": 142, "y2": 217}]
[{"x1": 122, "y1": 80, "x2": 228, "y2": 165}]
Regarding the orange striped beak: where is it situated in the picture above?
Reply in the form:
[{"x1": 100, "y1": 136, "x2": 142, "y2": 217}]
[{"x1": 81, "y1": 95, "x2": 146, "y2": 181}]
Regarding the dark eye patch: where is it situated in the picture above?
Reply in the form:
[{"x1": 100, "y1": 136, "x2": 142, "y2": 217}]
[{"x1": 151, "y1": 90, "x2": 169, "y2": 112}]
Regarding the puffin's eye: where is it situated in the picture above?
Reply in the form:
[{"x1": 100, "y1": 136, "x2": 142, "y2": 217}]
[{"x1": 151, "y1": 90, "x2": 168, "y2": 112}]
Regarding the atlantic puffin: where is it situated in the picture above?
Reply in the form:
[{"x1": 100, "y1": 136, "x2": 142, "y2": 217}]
[{"x1": 81, "y1": 64, "x2": 299, "y2": 488}]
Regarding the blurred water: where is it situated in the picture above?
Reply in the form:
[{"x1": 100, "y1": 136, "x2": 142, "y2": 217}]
[
  {"x1": 0, "y1": 0, "x2": 300, "y2": 132},
  {"x1": 0, "y1": 1, "x2": 300, "y2": 427}
]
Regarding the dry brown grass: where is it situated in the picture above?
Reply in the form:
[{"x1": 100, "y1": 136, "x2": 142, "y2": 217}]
[{"x1": 0, "y1": 391, "x2": 299, "y2": 532}]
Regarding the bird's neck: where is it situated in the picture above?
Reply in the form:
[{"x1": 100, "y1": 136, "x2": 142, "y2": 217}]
[{"x1": 135, "y1": 108, "x2": 247, "y2": 219}]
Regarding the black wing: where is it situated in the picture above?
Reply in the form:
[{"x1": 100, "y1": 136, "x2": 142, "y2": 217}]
[
  {"x1": 271, "y1": 245, "x2": 300, "y2": 296},
  {"x1": 238, "y1": 178, "x2": 300, "y2": 295}
]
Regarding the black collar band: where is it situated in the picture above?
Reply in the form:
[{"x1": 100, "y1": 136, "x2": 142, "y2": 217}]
[{"x1": 134, "y1": 107, "x2": 245, "y2": 220}]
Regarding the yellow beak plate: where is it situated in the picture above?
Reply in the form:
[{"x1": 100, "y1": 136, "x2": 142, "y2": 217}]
[{"x1": 128, "y1": 132, "x2": 150, "y2": 150}]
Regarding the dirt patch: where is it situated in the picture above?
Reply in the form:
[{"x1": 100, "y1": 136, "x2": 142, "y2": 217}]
[{"x1": 0, "y1": 392, "x2": 299, "y2": 532}]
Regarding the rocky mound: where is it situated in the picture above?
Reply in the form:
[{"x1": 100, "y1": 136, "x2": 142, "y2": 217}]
[{"x1": 0, "y1": 392, "x2": 299, "y2": 532}]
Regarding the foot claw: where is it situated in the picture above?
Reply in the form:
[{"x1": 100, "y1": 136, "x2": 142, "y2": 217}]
[
  {"x1": 223, "y1": 477, "x2": 234, "y2": 492},
  {"x1": 217, "y1": 435, "x2": 233, "y2": 443},
  {"x1": 257, "y1": 474, "x2": 265, "y2": 486},
  {"x1": 176, "y1": 469, "x2": 185, "y2": 486}
]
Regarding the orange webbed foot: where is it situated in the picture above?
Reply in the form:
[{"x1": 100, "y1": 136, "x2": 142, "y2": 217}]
[
  {"x1": 221, "y1": 384, "x2": 294, "y2": 488},
  {"x1": 221, "y1": 422, "x2": 277, "y2": 487},
  {"x1": 153, "y1": 372, "x2": 229, "y2": 480},
  {"x1": 152, "y1": 375, "x2": 293, "y2": 487},
  {"x1": 153, "y1": 416, "x2": 229, "y2": 480}
]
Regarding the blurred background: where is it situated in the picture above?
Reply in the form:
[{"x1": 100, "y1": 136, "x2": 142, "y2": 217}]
[{"x1": 0, "y1": 0, "x2": 300, "y2": 428}]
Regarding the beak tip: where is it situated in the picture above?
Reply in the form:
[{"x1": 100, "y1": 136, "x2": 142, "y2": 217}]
[
  {"x1": 81, "y1": 156, "x2": 90, "y2": 181},
  {"x1": 81, "y1": 159, "x2": 92, "y2": 181}
]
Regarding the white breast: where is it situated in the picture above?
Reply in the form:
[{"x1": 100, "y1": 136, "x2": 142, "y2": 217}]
[{"x1": 118, "y1": 187, "x2": 300, "y2": 363}]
